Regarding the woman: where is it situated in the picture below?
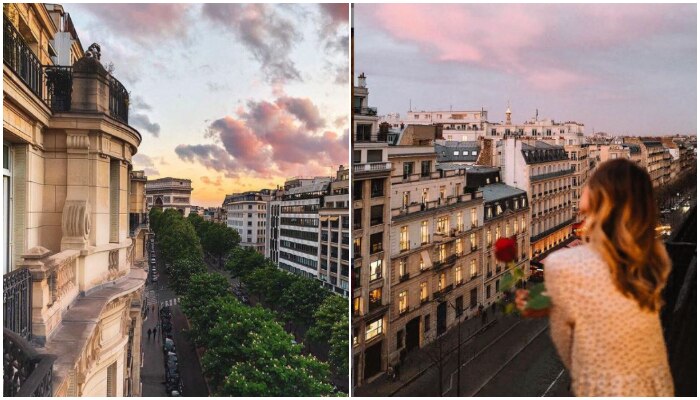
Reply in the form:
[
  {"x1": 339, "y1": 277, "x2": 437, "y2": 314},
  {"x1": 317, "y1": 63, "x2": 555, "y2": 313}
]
[{"x1": 516, "y1": 158, "x2": 674, "y2": 396}]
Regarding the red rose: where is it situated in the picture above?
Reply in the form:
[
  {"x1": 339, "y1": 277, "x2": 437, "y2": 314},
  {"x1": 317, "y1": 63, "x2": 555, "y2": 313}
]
[{"x1": 494, "y1": 237, "x2": 517, "y2": 262}]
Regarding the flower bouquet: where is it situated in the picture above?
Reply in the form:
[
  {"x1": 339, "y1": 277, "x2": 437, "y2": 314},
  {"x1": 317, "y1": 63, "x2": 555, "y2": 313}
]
[{"x1": 494, "y1": 237, "x2": 551, "y2": 316}]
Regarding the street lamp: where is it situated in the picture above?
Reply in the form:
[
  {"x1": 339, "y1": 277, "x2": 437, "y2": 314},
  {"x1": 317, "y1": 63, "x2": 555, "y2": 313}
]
[{"x1": 432, "y1": 296, "x2": 466, "y2": 397}]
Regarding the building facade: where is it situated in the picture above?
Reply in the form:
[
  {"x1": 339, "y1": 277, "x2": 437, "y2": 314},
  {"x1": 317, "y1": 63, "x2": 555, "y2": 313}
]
[
  {"x1": 3, "y1": 4, "x2": 145, "y2": 396},
  {"x1": 318, "y1": 166, "x2": 350, "y2": 297},
  {"x1": 145, "y1": 177, "x2": 193, "y2": 216},
  {"x1": 352, "y1": 74, "x2": 393, "y2": 387},
  {"x1": 223, "y1": 191, "x2": 272, "y2": 253},
  {"x1": 129, "y1": 170, "x2": 148, "y2": 262},
  {"x1": 501, "y1": 139, "x2": 575, "y2": 259}
]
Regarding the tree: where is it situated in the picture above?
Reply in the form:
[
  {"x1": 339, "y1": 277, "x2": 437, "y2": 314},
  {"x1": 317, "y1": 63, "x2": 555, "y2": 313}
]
[
  {"x1": 306, "y1": 295, "x2": 347, "y2": 354},
  {"x1": 180, "y1": 272, "x2": 234, "y2": 346},
  {"x1": 242, "y1": 265, "x2": 296, "y2": 309},
  {"x1": 328, "y1": 314, "x2": 349, "y2": 380},
  {"x1": 226, "y1": 247, "x2": 268, "y2": 279},
  {"x1": 279, "y1": 278, "x2": 330, "y2": 335},
  {"x1": 168, "y1": 255, "x2": 206, "y2": 294},
  {"x1": 201, "y1": 223, "x2": 240, "y2": 268},
  {"x1": 202, "y1": 300, "x2": 335, "y2": 397}
]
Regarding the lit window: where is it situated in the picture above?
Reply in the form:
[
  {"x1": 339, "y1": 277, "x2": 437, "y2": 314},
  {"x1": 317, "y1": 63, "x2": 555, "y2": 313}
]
[
  {"x1": 456, "y1": 265, "x2": 463, "y2": 284},
  {"x1": 437, "y1": 216, "x2": 449, "y2": 234},
  {"x1": 456, "y1": 238, "x2": 463, "y2": 255},
  {"x1": 438, "y1": 244, "x2": 446, "y2": 263},
  {"x1": 399, "y1": 291, "x2": 408, "y2": 313},
  {"x1": 470, "y1": 233, "x2": 476, "y2": 250},
  {"x1": 421, "y1": 220, "x2": 429, "y2": 243},
  {"x1": 470, "y1": 259, "x2": 477, "y2": 278},
  {"x1": 456, "y1": 212, "x2": 463, "y2": 231},
  {"x1": 471, "y1": 208, "x2": 477, "y2": 227},
  {"x1": 400, "y1": 226, "x2": 409, "y2": 251},
  {"x1": 420, "y1": 282, "x2": 428, "y2": 302},
  {"x1": 369, "y1": 259, "x2": 383, "y2": 281},
  {"x1": 487, "y1": 229, "x2": 492, "y2": 245},
  {"x1": 438, "y1": 272, "x2": 446, "y2": 291},
  {"x1": 365, "y1": 318, "x2": 383, "y2": 341}
]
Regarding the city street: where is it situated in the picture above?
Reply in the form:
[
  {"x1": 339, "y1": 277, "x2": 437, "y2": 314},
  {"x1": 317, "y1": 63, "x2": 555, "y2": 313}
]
[{"x1": 140, "y1": 243, "x2": 208, "y2": 397}]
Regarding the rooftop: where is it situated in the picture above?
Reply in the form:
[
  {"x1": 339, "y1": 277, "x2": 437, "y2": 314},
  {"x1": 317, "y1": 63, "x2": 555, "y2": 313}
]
[{"x1": 479, "y1": 183, "x2": 527, "y2": 202}]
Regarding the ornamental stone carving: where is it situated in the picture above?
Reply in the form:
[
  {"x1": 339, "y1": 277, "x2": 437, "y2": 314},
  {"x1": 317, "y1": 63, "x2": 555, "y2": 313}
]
[{"x1": 61, "y1": 200, "x2": 91, "y2": 250}]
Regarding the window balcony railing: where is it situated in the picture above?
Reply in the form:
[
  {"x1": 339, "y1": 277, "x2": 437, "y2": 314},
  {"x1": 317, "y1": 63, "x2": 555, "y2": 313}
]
[
  {"x1": 353, "y1": 106, "x2": 378, "y2": 116},
  {"x1": 107, "y1": 74, "x2": 129, "y2": 123},
  {"x1": 3, "y1": 268, "x2": 32, "y2": 341},
  {"x1": 354, "y1": 132, "x2": 388, "y2": 143},
  {"x1": 353, "y1": 162, "x2": 392, "y2": 174},
  {"x1": 3, "y1": 328, "x2": 56, "y2": 397},
  {"x1": 43, "y1": 66, "x2": 72, "y2": 112},
  {"x1": 4, "y1": 15, "x2": 43, "y2": 98}
]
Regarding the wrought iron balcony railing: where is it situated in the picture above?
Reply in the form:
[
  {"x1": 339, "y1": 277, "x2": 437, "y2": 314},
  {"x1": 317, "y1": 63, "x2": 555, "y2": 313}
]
[
  {"x1": 3, "y1": 328, "x2": 55, "y2": 397},
  {"x1": 3, "y1": 15, "x2": 43, "y2": 98},
  {"x1": 353, "y1": 106, "x2": 378, "y2": 116},
  {"x1": 3, "y1": 268, "x2": 32, "y2": 341},
  {"x1": 43, "y1": 66, "x2": 72, "y2": 112},
  {"x1": 107, "y1": 74, "x2": 129, "y2": 123}
]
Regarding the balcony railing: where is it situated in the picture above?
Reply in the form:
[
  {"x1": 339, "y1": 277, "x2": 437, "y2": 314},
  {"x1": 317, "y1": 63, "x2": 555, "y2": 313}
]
[
  {"x1": 43, "y1": 66, "x2": 72, "y2": 112},
  {"x1": 3, "y1": 16, "x2": 43, "y2": 98},
  {"x1": 3, "y1": 268, "x2": 32, "y2": 341},
  {"x1": 353, "y1": 106, "x2": 378, "y2": 116},
  {"x1": 3, "y1": 328, "x2": 55, "y2": 397},
  {"x1": 530, "y1": 167, "x2": 576, "y2": 182},
  {"x1": 107, "y1": 74, "x2": 129, "y2": 123},
  {"x1": 354, "y1": 133, "x2": 388, "y2": 143},
  {"x1": 353, "y1": 162, "x2": 392, "y2": 173}
]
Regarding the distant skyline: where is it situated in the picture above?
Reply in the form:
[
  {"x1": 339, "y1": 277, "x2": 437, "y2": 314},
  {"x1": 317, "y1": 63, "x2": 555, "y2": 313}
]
[
  {"x1": 354, "y1": 4, "x2": 697, "y2": 136},
  {"x1": 69, "y1": 4, "x2": 348, "y2": 207}
]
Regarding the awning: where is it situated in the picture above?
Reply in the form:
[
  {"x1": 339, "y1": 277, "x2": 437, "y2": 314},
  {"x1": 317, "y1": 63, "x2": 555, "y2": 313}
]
[
  {"x1": 329, "y1": 216, "x2": 339, "y2": 221},
  {"x1": 320, "y1": 216, "x2": 329, "y2": 222},
  {"x1": 421, "y1": 250, "x2": 433, "y2": 269}
]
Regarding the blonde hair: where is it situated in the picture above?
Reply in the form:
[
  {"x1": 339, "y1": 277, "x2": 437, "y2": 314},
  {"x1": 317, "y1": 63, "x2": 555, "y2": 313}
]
[{"x1": 583, "y1": 158, "x2": 671, "y2": 312}]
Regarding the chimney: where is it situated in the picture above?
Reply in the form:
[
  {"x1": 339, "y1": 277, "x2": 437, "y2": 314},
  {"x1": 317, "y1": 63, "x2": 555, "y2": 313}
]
[
  {"x1": 476, "y1": 138, "x2": 493, "y2": 166},
  {"x1": 358, "y1": 73, "x2": 367, "y2": 88}
]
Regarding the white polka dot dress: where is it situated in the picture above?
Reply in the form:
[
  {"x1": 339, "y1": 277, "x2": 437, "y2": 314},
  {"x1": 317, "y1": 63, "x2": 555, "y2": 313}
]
[{"x1": 544, "y1": 244, "x2": 674, "y2": 396}]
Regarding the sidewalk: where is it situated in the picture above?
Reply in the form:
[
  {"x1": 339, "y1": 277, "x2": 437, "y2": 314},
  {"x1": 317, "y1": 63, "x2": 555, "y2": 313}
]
[{"x1": 355, "y1": 307, "x2": 506, "y2": 397}]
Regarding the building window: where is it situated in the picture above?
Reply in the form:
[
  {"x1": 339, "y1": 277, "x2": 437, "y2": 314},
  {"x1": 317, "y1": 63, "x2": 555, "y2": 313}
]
[
  {"x1": 505, "y1": 224, "x2": 510, "y2": 237},
  {"x1": 370, "y1": 232, "x2": 383, "y2": 254},
  {"x1": 470, "y1": 259, "x2": 477, "y2": 278},
  {"x1": 3, "y1": 144, "x2": 11, "y2": 273},
  {"x1": 422, "y1": 188, "x2": 429, "y2": 204},
  {"x1": 369, "y1": 259, "x2": 383, "y2": 281},
  {"x1": 420, "y1": 282, "x2": 428, "y2": 302},
  {"x1": 107, "y1": 362, "x2": 117, "y2": 396},
  {"x1": 486, "y1": 284, "x2": 491, "y2": 299},
  {"x1": 403, "y1": 162, "x2": 414, "y2": 179},
  {"x1": 456, "y1": 238, "x2": 463, "y2": 255},
  {"x1": 470, "y1": 233, "x2": 476, "y2": 250},
  {"x1": 420, "y1": 161, "x2": 431, "y2": 177},
  {"x1": 371, "y1": 179, "x2": 384, "y2": 197},
  {"x1": 424, "y1": 314, "x2": 431, "y2": 332},
  {"x1": 370, "y1": 205, "x2": 384, "y2": 226},
  {"x1": 368, "y1": 288, "x2": 382, "y2": 311},
  {"x1": 438, "y1": 244, "x2": 446, "y2": 263},
  {"x1": 437, "y1": 216, "x2": 449, "y2": 234},
  {"x1": 471, "y1": 208, "x2": 477, "y2": 227},
  {"x1": 109, "y1": 159, "x2": 121, "y2": 243},
  {"x1": 399, "y1": 290, "x2": 408, "y2": 314},
  {"x1": 456, "y1": 211, "x2": 463, "y2": 231},
  {"x1": 365, "y1": 318, "x2": 383, "y2": 341},
  {"x1": 486, "y1": 207, "x2": 492, "y2": 218},
  {"x1": 402, "y1": 191, "x2": 410, "y2": 209},
  {"x1": 399, "y1": 258, "x2": 407, "y2": 277},
  {"x1": 470, "y1": 288, "x2": 478, "y2": 308},
  {"x1": 353, "y1": 296, "x2": 362, "y2": 316},
  {"x1": 438, "y1": 272, "x2": 446, "y2": 291},
  {"x1": 495, "y1": 225, "x2": 500, "y2": 240},
  {"x1": 521, "y1": 216, "x2": 526, "y2": 233},
  {"x1": 455, "y1": 265, "x2": 463, "y2": 284},
  {"x1": 400, "y1": 226, "x2": 409, "y2": 251},
  {"x1": 421, "y1": 220, "x2": 429, "y2": 244}
]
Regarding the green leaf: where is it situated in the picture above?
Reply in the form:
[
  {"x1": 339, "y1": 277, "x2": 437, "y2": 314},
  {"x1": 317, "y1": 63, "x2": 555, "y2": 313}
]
[
  {"x1": 499, "y1": 271, "x2": 515, "y2": 292},
  {"x1": 526, "y1": 293, "x2": 551, "y2": 310},
  {"x1": 504, "y1": 302, "x2": 516, "y2": 315},
  {"x1": 512, "y1": 266, "x2": 525, "y2": 280},
  {"x1": 529, "y1": 282, "x2": 546, "y2": 297}
]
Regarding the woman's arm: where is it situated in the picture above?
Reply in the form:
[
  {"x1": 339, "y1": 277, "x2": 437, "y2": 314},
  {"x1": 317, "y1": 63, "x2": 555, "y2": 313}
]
[{"x1": 545, "y1": 255, "x2": 576, "y2": 371}]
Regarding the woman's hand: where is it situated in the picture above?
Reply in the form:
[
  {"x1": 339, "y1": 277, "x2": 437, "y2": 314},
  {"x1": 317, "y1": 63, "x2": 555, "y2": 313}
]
[{"x1": 515, "y1": 288, "x2": 550, "y2": 318}]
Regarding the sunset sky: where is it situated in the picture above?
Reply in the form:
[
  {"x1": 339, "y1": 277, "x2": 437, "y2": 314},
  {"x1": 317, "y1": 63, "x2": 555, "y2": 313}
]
[
  {"x1": 354, "y1": 3, "x2": 696, "y2": 136},
  {"x1": 69, "y1": 4, "x2": 349, "y2": 207}
]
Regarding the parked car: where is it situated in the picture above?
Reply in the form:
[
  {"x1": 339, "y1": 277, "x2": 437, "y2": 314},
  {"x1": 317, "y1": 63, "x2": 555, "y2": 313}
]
[{"x1": 164, "y1": 338, "x2": 175, "y2": 353}]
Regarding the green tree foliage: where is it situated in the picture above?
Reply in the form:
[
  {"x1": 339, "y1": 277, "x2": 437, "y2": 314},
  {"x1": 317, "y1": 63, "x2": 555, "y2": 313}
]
[
  {"x1": 328, "y1": 313, "x2": 349, "y2": 379},
  {"x1": 280, "y1": 278, "x2": 330, "y2": 335},
  {"x1": 306, "y1": 295, "x2": 348, "y2": 378},
  {"x1": 201, "y1": 222, "x2": 241, "y2": 268},
  {"x1": 181, "y1": 272, "x2": 234, "y2": 346},
  {"x1": 242, "y1": 265, "x2": 296, "y2": 310},
  {"x1": 169, "y1": 255, "x2": 207, "y2": 294},
  {"x1": 226, "y1": 247, "x2": 268, "y2": 279},
  {"x1": 202, "y1": 300, "x2": 335, "y2": 397}
]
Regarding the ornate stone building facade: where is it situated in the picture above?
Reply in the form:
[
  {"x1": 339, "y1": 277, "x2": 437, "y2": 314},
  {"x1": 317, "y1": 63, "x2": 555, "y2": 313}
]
[
  {"x1": 3, "y1": 3, "x2": 145, "y2": 396},
  {"x1": 145, "y1": 177, "x2": 193, "y2": 216}
]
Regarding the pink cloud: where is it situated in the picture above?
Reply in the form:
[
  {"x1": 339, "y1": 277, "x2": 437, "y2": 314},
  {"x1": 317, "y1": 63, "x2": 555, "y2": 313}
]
[
  {"x1": 365, "y1": 3, "x2": 692, "y2": 91},
  {"x1": 75, "y1": 4, "x2": 191, "y2": 41},
  {"x1": 177, "y1": 96, "x2": 348, "y2": 179}
]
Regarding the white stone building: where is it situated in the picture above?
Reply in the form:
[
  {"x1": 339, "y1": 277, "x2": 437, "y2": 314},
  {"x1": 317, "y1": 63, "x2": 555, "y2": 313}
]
[{"x1": 145, "y1": 177, "x2": 193, "y2": 216}]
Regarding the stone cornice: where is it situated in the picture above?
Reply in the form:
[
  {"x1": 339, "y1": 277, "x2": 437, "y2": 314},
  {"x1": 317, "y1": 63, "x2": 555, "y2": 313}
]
[{"x1": 48, "y1": 113, "x2": 142, "y2": 152}]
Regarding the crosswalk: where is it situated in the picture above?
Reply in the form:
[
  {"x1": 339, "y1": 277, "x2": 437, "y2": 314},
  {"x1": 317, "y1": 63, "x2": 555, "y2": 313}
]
[{"x1": 145, "y1": 290, "x2": 180, "y2": 308}]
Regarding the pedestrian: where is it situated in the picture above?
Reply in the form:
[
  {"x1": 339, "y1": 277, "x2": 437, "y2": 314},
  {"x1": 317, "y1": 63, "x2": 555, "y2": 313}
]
[{"x1": 147, "y1": 328, "x2": 152, "y2": 340}]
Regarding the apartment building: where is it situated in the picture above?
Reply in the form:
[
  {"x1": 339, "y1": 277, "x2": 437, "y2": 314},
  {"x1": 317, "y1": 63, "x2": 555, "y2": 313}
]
[
  {"x1": 460, "y1": 167, "x2": 530, "y2": 307},
  {"x1": 269, "y1": 177, "x2": 332, "y2": 279},
  {"x1": 223, "y1": 190, "x2": 272, "y2": 253},
  {"x1": 623, "y1": 138, "x2": 671, "y2": 187},
  {"x1": 3, "y1": 4, "x2": 145, "y2": 396},
  {"x1": 386, "y1": 137, "x2": 486, "y2": 369},
  {"x1": 565, "y1": 145, "x2": 590, "y2": 220},
  {"x1": 352, "y1": 74, "x2": 392, "y2": 387},
  {"x1": 501, "y1": 139, "x2": 575, "y2": 259},
  {"x1": 319, "y1": 166, "x2": 350, "y2": 297},
  {"x1": 435, "y1": 141, "x2": 480, "y2": 165},
  {"x1": 145, "y1": 177, "x2": 193, "y2": 216},
  {"x1": 404, "y1": 109, "x2": 488, "y2": 142}
]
